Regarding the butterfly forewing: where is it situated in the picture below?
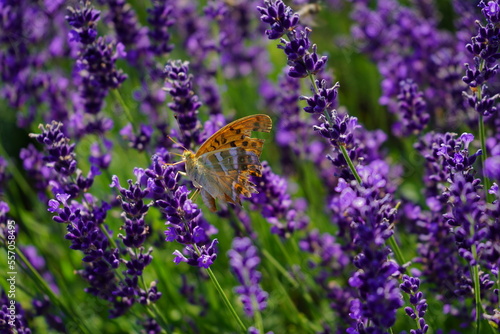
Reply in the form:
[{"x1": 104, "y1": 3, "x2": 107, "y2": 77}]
[{"x1": 195, "y1": 114, "x2": 272, "y2": 156}]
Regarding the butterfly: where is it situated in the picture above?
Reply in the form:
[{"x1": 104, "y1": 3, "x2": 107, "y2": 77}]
[{"x1": 173, "y1": 114, "x2": 272, "y2": 212}]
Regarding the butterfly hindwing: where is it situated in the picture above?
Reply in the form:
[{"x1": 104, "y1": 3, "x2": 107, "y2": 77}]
[
  {"x1": 200, "y1": 147, "x2": 263, "y2": 177},
  {"x1": 196, "y1": 114, "x2": 272, "y2": 156}
]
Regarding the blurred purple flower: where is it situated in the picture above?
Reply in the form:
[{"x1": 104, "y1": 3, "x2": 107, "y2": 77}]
[
  {"x1": 66, "y1": 2, "x2": 127, "y2": 135},
  {"x1": 228, "y1": 237, "x2": 269, "y2": 317},
  {"x1": 251, "y1": 162, "x2": 309, "y2": 237},
  {"x1": 207, "y1": 0, "x2": 270, "y2": 79},
  {"x1": 89, "y1": 139, "x2": 113, "y2": 170},
  {"x1": 1, "y1": 0, "x2": 71, "y2": 127},
  {"x1": 120, "y1": 124, "x2": 154, "y2": 152},
  {"x1": 105, "y1": 0, "x2": 151, "y2": 66},
  {"x1": 257, "y1": 0, "x2": 300, "y2": 40},
  {"x1": 110, "y1": 168, "x2": 151, "y2": 248},
  {"x1": 462, "y1": 0, "x2": 500, "y2": 112},
  {"x1": 393, "y1": 79, "x2": 429, "y2": 136},
  {"x1": 66, "y1": 4, "x2": 100, "y2": 44},
  {"x1": 163, "y1": 60, "x2": 203, "y2": 149},
  {"x1": 32, "y1": 296, "x2": 65, "y2": 333},
  {"x1": 0, "y1": 290, "x2": 31, "y2": 334},
  {"x1": 147, "y1": 0, "x2": 175, "y2": 56},
  {"x1": 400, "y1": 275, "x2": 429, "y2": 334}
]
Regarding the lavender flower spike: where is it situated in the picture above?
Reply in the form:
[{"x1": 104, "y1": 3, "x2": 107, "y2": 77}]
[
  {"x1": 228, "y1": 237, "x2": 269, "y2": 318},
  {"x1": 145, "y1": 155, "x2": 218, "y2": 268}
]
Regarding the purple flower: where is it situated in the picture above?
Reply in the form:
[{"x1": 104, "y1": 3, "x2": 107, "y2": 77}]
[
  {"x1": 89, "y1": 139, "x2": 113, "y2": 170},
  {"x1": 328, "y1": 162, "x2": 403, "y2": 331},
  {"x1": 29, "y1": 122, "x2": 97, "y2": 198},
  {"x1": 144, "y1": 155, "x2": 218, "y2": 268},
  {"x1": 257, "y1": 0, "x2": 300, "y2": 40},
  {"x1": 400, "y1": 275, "x2": 429, "y2": 334},
  {"x1": 120, "y1": 124, "x2": 154, "y2": 152},
  {"x1": 462, "y1": 0, "x2": 500, "y2": 117},
  {"x1": 0, "y1": 290, "x2": 31, "y2": 334},
  {"x1": 250, "y1": 162, "x2": 309, "y2": 237},
  {"x1": 163, "y1": 60, "x2": 203, "y2": 148},
  {"x1": 228, "y1": 237, "x2": 269, "y2": 317},
  {"x1": 66, "y1": 2, "x2": 127, "y2": 134},
  {"x1": 147, "y1": 0, "x2": 175, "y2": 56},
  {"x1": 32, "y1": 296, "x2": 65, "y2": 333},
  {"x1": 105, "y1": 0, "x2": 151, "y2": 66},
  {"x1": 393, "y1": 79, "x2": 429, "y2": 136},
  {"x1": 351, "y1": 0, "x2": 469, "y2": 123},
  {"x1": 66, "y1": 4, "x2": 100, "y2": 44},
  {"x1": 206, "y1": 0, "x2": 271, "y2": 80},
  {"x1": 301, "y1": 80, "x2": 339, "y2": 115},
  {"x1": 0, "y1": 157, "x2": 8, "y2": 193},
  {"x1": 111, "y1": 170, "x2": 151, "y2": 248}
]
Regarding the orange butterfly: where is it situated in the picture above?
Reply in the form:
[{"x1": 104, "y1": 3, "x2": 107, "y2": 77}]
[{"x1": 174, "y1": 114, "x2": 272, "y2": 212}]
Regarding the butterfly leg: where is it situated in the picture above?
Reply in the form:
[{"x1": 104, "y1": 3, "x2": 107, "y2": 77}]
[
  {"x1": 190, "y1": 188, "x2": 200, "y2": 202},
  {"x1": 163, "y1": 160, "x2": 184, "y2": 167},
  {"x1": 174, "y1": 171, "x2": 186, "y2": 182}
]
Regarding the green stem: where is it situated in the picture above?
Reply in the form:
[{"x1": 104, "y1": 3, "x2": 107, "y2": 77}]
[
  {"x1": 14, "y1": 246, "x2": 92, "y2": 333},
  {"x1": 308, "y1": 74, "x2": 362, "y2": 185},
  {"x1": 0, "y1": 141, "x2": 34, "y2": 201},
  {"x1": 113, "y1": 89, "x2": 135, "y2": 129},
  {"x1": 262, "y1": 249, "x2": 299, "y2": 288},
  {"x1": 478, "y1": 114, "x2": 492, "y2": 202},
  {"x1": 99, "y1": 224, "x2": 118, "y2": 250},
  {"x1": 387, "y1": 235, "x2": 405, "y2": 266},
  {"x1": 205, "y1": 266, "x2": 247, "y2": 333},
  {"x1": 138, "y1": 274, "x2": 170, "y2": 331},
  {"x1": 253, "y1": 307, "x2": 264, "y2": 334},
  {"x1": 471, "y1": 262, "x2": 481, "y2": 334},
  {"x1": 339, "y1": 144, "x2": 363, "y2": 185}
]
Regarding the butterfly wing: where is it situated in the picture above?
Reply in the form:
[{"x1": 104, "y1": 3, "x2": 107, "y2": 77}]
[
  {"x1": 195, "y1": 114, "x2": 272, "y2": 157},
  {"x1": 194, "y1": 147, "x2": 262, "y2": 211}
]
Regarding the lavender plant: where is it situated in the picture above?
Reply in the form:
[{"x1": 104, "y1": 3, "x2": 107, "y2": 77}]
[{"x1": 1, "y1": 0, "x2": 499, "y2": 333}]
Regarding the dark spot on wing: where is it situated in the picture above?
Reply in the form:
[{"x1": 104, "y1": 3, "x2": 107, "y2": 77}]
[
  {"x1": 242, "y1": 141, "x2": 248, "y2": 147},
  {"x1": 251, "y1": 142, "x2": 257, "y2": 148},
  {"x1": 239, "y1": 157, "x2": 245, "y2": 163},
  {"x1": 221, "y1": 137, "x2": 227, "y2": 144},
  {"x1": 230, "y1": 141, "x2": 237, "y2": 147},
  {"x1": 235, "y1": 129, "x2": 241, "y2": 134},
  {"x1": 241, "y1": 164, "x2": 248, "y2": 171}
]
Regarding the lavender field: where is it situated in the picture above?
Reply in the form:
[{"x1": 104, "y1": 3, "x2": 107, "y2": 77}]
[{"x1": 1, "y1": 0, "x2": 499, "y2": 333}]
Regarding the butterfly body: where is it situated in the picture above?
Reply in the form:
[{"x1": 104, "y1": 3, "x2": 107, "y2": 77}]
[{"x1": 181, "y1": 114, "x2": 272, "y2": 212}]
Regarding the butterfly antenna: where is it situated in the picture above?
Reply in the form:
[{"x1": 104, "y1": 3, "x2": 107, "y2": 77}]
[{"x1": 167, "y1": 135, "x2": 189, "y2": 152}]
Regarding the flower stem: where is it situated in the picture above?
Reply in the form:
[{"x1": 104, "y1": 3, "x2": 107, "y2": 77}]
[
  {"x1": 262, "y1": 248, "x2": 299, "y2": 288},
  {"x1": 387, "y1": 235, "x2": 405, "y2": 266},
  {"x1": 478, "y1": 114, "x2": 492, "y2": 202},
  {"x1": 339, "y1": 144, "x2": 363, "y2": 185},
  {"x1": 308, "y1": 74, "x2": 363, "y2": 184},
  {"x1": 253, "y1": 306, "x2": 264, "y2": 334},
  {"x1": 14, "y1": 246, "x2": 92, "y2": 333},
  {"x1": 113, "y1": 89, "x2": 136, "y2": 130},
  {"x1": 471, "y1": 260, "x2": 481, "y2": 334},
  {"x1": 205, "y1": 266, "x2": 247, "y2": 333}
]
